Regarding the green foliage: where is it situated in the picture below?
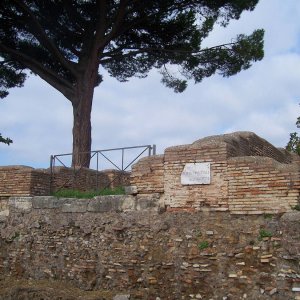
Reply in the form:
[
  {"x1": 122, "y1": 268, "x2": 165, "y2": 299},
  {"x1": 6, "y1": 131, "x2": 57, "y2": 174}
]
[
  {"x1": 0, "y1": 133, "x2": 12, "y2": 145},
  {"x1": 286, "y1": 106, "x2": 300, "y2": 155},
  {"x1": 286, "y1": 132, "x2": 300, "y2": 155},
  {"x1": 258, "y1": 229, "x2": 272, "y2": 240},
  {"x1": 263, "y1": 213, "x2": 273, "y2": 220},
  {"x1": 0, "y1": 61, "x2": 26, "y2": 98},
  {"x1": 198, "y1": 241, "x2": 209, "y2": 250},
  {"x1": 53, "y1": 187, "x2": 125, "y2": 199},
  {"x1": 0, "y1": 1, "x2": 264, "y2": 96},
  {"x1": 292, "y1": 204, "x2": 300, "y2": 211}
]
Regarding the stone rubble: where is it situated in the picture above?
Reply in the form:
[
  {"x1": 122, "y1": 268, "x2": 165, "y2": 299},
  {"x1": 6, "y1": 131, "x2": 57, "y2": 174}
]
[{"x1": 0, "y1": 203, "x2": 299, "y2": 299}]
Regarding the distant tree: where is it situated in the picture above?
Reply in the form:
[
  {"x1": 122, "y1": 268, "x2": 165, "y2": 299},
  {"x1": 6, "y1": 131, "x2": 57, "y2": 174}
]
[
  {"x1": 0, "y1": 133, "x2": 13, "y2": 145},
  {"x1": 286, "y1": 109, "x2": 300, "y2": 155},
  {"x1": 0, "y1": 0, "x2": 264, "y2": 167}
]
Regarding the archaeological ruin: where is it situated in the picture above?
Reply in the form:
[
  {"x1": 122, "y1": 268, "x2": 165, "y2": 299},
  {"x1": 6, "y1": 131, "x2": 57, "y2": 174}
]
[{"x1": 0, "y1": 131, "x2": 299, "y2": 299}]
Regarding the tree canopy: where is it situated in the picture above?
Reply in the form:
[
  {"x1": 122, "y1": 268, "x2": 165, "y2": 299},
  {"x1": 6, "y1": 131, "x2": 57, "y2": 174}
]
[
  {"x1": 286, "y1": 108, "x2": 300, "y2": 155},
  {"x1": 0, "y1": 0, "x2": 264, "y2": 167}
]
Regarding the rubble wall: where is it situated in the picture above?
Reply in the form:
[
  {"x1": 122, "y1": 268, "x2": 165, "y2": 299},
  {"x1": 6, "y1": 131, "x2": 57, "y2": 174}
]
[{"x1": 0, "y1": 197, "x2": 299, "y2": 299}]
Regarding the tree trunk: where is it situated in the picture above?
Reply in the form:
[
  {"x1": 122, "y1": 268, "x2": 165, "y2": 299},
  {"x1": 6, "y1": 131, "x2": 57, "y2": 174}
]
[{"x1": 71, "y1": 80, "x2": 95, "y2": 168}]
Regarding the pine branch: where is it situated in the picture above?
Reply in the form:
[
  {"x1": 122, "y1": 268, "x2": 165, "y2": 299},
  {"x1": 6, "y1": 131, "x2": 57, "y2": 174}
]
[
  {"x1": 0, "y1": 43, "x2": 74, "y2": 100},
  {"x1": 12, "y1": 0, "x2": 78, "y2": 77},
  {"x1": 100, "y1": 42, "x2": 237, "y2": 63}
]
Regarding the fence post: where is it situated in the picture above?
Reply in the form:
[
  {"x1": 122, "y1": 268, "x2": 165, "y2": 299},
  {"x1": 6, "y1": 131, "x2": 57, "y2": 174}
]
[
  {"x1": 49, "y1": 155, "x2": 54, "y2": 194},
  {"x1": 152, "y1": 144, "x2": 156, "y2": 155},
  {"x1": 96, "y1": 152, "x2": 99, "y2": 191},
  {"x1": 122, "y1": 148, "x2": 124, "y2": 171}
]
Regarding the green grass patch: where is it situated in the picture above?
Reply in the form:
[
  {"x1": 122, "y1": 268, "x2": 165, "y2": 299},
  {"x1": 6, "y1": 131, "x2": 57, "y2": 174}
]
[
  {"x1": 198, "y1": 241, "x2": 209, "y2": 250},
  {"x1": 263, "y1": 213, "x2": 273, "y2": 219},
  {"x1": 52, "y1": 187, "x2": 125, "y2": 199},
  {"x1": 292, "y1": 204, "x2": 300, "y2": 211},
  {"x1": 258, "y1": 229, "x2": 272, "y2": 241}
]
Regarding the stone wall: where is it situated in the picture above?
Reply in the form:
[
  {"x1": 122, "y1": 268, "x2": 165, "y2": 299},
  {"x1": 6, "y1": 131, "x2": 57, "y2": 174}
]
[
  {"x1": 7, "y1": 194, "x2": 160, "y2": 214},
  {"x1": 130, "y1": 132, "x2": 300, "y2": 214},
  {"x1": 0, "y1": 197, "x2": 299, "y2": 299}
]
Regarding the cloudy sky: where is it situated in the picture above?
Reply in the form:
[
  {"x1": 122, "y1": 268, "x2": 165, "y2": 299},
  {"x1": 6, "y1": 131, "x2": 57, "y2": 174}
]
[{"x1": 1, "y1": 0, "x2": 300, "y2": 169}]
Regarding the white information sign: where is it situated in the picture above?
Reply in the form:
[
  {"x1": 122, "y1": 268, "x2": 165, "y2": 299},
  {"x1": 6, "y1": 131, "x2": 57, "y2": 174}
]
[{"x1": 181, "y1": 162, "x2": 211, "y2": 185}]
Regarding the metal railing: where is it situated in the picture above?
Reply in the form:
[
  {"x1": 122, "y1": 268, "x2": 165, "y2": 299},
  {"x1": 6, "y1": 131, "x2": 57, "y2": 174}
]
[{"x1": 50, "y1": 144, "x2": 156, "y2": 192}]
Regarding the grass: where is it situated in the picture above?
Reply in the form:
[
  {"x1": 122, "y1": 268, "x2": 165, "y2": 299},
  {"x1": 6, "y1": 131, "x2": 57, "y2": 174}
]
[
  {"x1": 263, "y1": 213, "x2": 273, "y2": 219},
  {"x1": 258, "y1": 229, "x2": 272, "y2": 241},
  {"x1": 292, "y1": 204, "x2": 300, "y2": 211},
  {"x1": 52, "y1": 187, "x2": 125, "y2": 199},
  {"x1": 198, "y1": 241, "x2": 209, "y2": 250}
]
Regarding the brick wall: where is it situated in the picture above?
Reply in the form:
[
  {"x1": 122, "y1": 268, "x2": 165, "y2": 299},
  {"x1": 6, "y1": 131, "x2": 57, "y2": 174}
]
[
  {"x1": 51, "y1": 167, "x2": 130, "y2": 192},
  {"x1": 194, "y1": 131, "x2": 292, "y2": 163},
  {"x1": 0, "y1": 166, "x2": 130, "y2": 199},
  {"x1": 163, "y1": 143, "x2": 229, "y2": 211},
  {"x1": 228, "y1": 156, "x2": 300, "y2": 214},
  {"x1": 130, "y1": 155, "x2": 164, "y2": 194},
  {"x1": 1, "y1": 132, "x2": 299, "y2": 214},
  {"x1": 130, "y1": 131, "x2": 300, "y2": 214},
  {"x1": 0, "y1": 166, "x2": 50, "y2": 197}
]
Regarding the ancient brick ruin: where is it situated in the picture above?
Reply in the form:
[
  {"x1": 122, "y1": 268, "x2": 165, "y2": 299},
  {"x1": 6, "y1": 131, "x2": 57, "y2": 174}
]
[
  {"x1": 130, "y1": 131, "x2": 300, "y2": 214},
  {"x1": 0, "y1": 131, "x2": 300, "y2": 299},
  {"x1": 1, "y1": 131, "x2": 299, "y2": 215},
  {"x1": 0, "y1": 166, "x2": 129, "y2": 197}
]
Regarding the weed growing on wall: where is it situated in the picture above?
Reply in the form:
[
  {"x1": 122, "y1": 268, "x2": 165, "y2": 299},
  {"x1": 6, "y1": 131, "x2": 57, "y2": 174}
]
[
  {"x1": 263, "y1": 214, "x2": 273, "y2": 220},
  {"x1": 258, "y1": 229, "x2": 273, "y2": 241},
  {"x1": 292, "y1": 205, "x2": 300, "y2": 211},
  {"x1": 198, "y1": 241, "x2": 209, "y2": 250}
]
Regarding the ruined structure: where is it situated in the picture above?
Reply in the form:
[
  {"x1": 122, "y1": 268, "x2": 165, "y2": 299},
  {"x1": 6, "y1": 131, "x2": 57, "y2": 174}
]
[
  {"x1": 130, "y1": 131, "x2": 300, "y2": 214},
  {"x1": 0, "y1": 132, "x2": 300, "y2": 299},
  {"x1": 0, "y1": 166, "x2": 129, "y2": 201},
  {"x1": 0, "y1": 132, "x2": 299, "y2": 215}
]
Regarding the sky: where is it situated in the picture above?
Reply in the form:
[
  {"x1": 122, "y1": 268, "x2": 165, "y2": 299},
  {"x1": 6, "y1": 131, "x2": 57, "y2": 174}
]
[{"x1": 1, "y1": 0, "x2": 300, "y2": 170}]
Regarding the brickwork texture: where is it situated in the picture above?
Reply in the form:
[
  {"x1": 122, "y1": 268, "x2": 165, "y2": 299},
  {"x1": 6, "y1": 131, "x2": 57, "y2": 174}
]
[
  {"x1": 0, "y1": 166, "x2": 129, "y2": 197},
  {"x1": 1, "y1": 131, "x2": 299, "y2": 215},
  {"x1": 130, "y1": 131, "x2": 300, "y2": 214}
]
